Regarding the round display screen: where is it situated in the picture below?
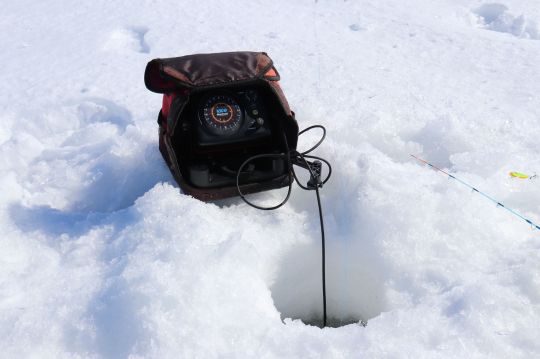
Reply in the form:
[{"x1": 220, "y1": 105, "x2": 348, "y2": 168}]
[{"x1": 200, "y1": 94, "x2": 242, "y2": 136}]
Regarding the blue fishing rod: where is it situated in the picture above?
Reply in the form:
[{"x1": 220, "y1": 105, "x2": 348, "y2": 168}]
[{"x1": 411, "y1": 154, "x2": 540, "y2": 231}]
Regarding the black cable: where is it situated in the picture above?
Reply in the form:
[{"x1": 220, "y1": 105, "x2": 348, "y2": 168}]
[
  {"x1": 236, "y1": 125, "x2": 331, "y2": 327},
  {"x1": 298, "y1": 125, "x2": 326, "y2": 154},
  {"x1": 315, "y1": 186, "x2": 327, "y2": 327},
  {"x1": 236, "y1": 153, "x2": 293, "y2": 210}
]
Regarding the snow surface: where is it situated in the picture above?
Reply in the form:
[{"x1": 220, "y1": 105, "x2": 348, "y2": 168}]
[{"x1": 1, "y1": 0, "x2": 540, "y2": 357}]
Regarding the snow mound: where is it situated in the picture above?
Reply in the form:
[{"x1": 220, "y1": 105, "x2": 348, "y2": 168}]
[{"x1": 473, "y1": 3, "x2": 540, "y2": 39}]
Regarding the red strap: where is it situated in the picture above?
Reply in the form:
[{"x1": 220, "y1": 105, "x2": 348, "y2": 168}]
[{"x1": 162, "y1": 93, "x2": 176, "y2": 118}]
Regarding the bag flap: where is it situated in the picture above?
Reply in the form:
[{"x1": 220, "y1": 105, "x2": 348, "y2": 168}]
[{"x1": 144, "y1": 51, "x2": 278, "y2": 93}]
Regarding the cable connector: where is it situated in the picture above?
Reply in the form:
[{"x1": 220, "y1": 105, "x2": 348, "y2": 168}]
[{"x1": 307, "y1": 160, "x2": 323, "y2": 189}]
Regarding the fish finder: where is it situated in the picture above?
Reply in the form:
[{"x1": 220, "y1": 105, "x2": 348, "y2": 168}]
[{"x1": 144, "y1": 52, "x2": 299, "y2": 200}]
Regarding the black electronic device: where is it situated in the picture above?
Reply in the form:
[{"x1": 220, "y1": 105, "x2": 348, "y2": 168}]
[
  {"x1": 145, "y1": 52, "x2": 299, "y2": 200},
  {"x1": 169, "y1": 86, "x2": 288, "y2": 189},
  {"x1": 195, "y1": 89, "x2": 272, "y2": 146}
]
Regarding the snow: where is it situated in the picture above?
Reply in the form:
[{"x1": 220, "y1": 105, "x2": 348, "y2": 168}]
[{"x1": 1, "y1": 0, "x2": 540, "y2": 357}]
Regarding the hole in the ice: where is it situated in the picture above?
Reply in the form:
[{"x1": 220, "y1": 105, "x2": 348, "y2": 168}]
[
  {"x1": 262, "y1": 153, "x2": 388, "y2": 328},
  {"x1": 217, "y1": 146, "x2": 387, "y2": 328},
  {"x1": 270, "y1": 228, "x2": 386, "y2": 328}
]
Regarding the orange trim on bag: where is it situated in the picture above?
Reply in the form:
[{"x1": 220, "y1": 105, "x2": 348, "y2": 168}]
[{"x1": 264, "y1": 68, "x2": 277, "y2": 78}]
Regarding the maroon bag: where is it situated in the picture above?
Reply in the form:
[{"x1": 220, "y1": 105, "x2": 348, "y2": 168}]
[{"x1": 144, "y1": 51, "x2": 299, "y2": 201}]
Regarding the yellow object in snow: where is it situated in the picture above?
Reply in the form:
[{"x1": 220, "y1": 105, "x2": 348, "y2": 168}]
[{"x1": 510, "y1": 171, "x2": 530, "y2": 179}]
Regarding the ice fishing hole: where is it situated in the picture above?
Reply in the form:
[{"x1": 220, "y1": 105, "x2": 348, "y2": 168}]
[{"x1": 270, "y1": 230, "x2": 386, "y2": 328}]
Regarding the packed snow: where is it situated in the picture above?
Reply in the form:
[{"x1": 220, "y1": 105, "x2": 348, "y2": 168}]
[{"x1": 1, "y1": 0, "x2": 540, "y2": 357}]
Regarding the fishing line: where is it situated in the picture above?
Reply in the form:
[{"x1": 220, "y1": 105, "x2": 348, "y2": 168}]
[{"x1": 411, "y1": 154, "x2": 540, "y2": 231}]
